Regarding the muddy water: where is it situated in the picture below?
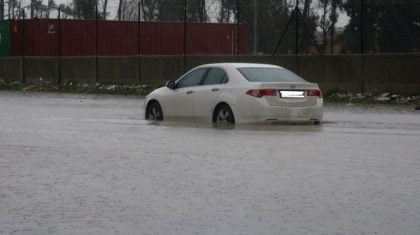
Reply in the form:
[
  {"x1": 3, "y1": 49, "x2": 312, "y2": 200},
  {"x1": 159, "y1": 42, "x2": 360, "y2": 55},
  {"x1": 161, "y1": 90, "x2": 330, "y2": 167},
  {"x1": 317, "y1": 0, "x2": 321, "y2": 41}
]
[{"x1": 1, "y1": 92, "x2": 419, "y2": 234}]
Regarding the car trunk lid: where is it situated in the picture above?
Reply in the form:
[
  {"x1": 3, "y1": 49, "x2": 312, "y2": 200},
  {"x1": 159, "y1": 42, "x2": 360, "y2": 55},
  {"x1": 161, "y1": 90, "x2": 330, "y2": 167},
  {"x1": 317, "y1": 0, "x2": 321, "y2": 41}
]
[{"x1": 261, "y1": 82, "x2": 320, "y2": 107}]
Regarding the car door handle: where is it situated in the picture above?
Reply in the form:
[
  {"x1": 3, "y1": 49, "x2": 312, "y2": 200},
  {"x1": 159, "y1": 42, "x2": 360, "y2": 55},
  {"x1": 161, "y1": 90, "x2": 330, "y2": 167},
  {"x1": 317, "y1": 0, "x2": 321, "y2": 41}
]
[
  {"x1": 211, "y1": 88, "x2": 220, "y2": 92},
  {"x1": 186, "y1": 91, "x2": 194, "y2": 94}
]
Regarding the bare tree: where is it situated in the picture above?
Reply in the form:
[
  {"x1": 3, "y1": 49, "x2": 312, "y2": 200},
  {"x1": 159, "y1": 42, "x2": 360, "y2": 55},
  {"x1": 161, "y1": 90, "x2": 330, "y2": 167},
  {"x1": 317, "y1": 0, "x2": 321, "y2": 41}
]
[
  {"x1": 329, "y1": 0, "x2": 344, "y2": 53},
  {"x1": 117, "y1": 0, "x2": 123, "y2": 20},
  {"x1": 8, "y1": 0, "x2": 20, "y2": 19},
  {"x1": 318, "y1": 0, "x2": 331, "y2": 52},
  {"x1": 46, "y1": 0, "x2": 57, "y2": 18},
  {"x1": 303, "y1": 0, "x2": 312, "y2": 19},
  {"x1": 102, "y1": 0, "x2": 108, "y2": 19},
  {"x1": 30, "y1": 0, "x2": 35, "y2": 17},
  {"x1": 197, "y1": 0, "x2": 206, "y2": 22},
  {"x1": 218, "y1": 0, "x2": 233, "y2": 23}
]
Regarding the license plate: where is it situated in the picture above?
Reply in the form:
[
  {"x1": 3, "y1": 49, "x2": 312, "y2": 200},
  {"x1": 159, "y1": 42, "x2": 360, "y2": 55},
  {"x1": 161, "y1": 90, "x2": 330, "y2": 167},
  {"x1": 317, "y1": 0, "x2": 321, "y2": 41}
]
[{"x1": 279, "y1": 90, "x2": 305, "y2": 98}]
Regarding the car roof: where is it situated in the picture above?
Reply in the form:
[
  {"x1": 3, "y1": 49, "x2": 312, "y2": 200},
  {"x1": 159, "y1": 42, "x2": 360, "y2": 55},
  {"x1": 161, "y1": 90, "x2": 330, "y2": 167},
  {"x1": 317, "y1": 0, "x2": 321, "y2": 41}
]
[{"x1": 199, "y1": 63, "x2": 285, "y2": 69}]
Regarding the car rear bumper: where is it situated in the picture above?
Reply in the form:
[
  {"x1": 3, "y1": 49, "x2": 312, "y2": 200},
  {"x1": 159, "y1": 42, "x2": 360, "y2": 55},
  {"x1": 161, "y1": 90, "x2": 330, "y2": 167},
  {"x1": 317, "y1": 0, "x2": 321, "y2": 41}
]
[{"x1": 234, "y1": 98, "x2": 323, "y2": 124}]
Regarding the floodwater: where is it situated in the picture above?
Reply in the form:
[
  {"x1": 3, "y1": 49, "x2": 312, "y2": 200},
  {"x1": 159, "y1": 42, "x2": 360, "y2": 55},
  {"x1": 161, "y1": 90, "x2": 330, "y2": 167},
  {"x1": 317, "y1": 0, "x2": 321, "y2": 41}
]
[{"x1": 1, "y1": 91, "x2": 419, "y2": 235}]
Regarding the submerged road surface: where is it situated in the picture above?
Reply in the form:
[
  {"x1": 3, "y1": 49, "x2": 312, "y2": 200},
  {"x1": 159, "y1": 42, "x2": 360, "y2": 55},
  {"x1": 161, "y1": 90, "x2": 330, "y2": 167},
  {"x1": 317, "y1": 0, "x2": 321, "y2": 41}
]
[{"x1": 1, "y1": 91, "x2": 420, "y2": 235}]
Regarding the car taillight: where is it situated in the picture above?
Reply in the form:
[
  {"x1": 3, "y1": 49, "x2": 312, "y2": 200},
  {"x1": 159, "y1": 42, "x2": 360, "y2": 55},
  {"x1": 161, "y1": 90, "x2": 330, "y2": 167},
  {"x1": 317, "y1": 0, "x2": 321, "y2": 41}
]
[
  {"x1": 307, "y1": 89, "x2": 322, "y2": 98},
  {"x1": 246, "y1": 89, "x2": 277, "y2": 97}
]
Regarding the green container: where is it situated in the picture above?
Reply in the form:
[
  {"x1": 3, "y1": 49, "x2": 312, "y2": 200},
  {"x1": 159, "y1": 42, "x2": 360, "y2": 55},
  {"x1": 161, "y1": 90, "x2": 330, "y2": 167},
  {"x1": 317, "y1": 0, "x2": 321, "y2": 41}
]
[{"x1": 0, "y1": 20, "x2": 10, "y2": 56}]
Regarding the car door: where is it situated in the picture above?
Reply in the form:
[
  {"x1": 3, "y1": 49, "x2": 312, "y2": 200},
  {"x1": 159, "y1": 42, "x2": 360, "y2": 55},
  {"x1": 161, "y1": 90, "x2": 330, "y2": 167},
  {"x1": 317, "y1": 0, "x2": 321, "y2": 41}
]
[
  {"x1": 193, "y1": 67, "x2": 229, "y2": 119},
  {"x1": 161, "y1": 68, "x2": 207, "y2": 118}
]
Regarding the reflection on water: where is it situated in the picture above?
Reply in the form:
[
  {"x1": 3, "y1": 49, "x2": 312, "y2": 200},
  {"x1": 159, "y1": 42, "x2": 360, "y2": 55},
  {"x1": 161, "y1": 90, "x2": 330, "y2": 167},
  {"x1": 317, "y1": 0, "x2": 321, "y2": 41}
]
[
  {"x1": 325, "y1": 103, "x2": 418, "y2": 114},
  {"x1": 146, "y1": 119, "x2": 324, "y2": 133}
]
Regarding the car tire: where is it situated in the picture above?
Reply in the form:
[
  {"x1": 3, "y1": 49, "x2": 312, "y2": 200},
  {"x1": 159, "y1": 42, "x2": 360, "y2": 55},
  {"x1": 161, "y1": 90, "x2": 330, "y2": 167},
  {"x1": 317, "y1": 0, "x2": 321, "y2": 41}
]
[
  {"x1": 313, "y1": 120, "x2": 321, "y2": 125},
  {"x1": 213, "y1": 104, "x2": 235, "y2": 124},
  {"x1": 146, "y1": 101, "x2": 163, "y2": 121}
]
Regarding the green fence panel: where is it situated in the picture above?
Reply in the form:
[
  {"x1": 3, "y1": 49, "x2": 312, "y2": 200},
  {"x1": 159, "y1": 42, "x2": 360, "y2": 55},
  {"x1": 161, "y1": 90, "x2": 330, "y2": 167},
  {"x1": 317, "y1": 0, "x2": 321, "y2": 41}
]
[{"x1": 0, "y1": 20, "x2": 10, "y2": 56}]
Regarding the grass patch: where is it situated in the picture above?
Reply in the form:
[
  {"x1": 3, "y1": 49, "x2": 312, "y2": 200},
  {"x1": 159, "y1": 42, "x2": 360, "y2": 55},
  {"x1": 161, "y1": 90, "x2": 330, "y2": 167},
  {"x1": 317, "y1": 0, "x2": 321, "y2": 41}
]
[
  {"x1": 0, "y1": 80, "x2": 160, "y2": 96},
  {"x1": 0, "y1": 80, "x2": 26, "y2": 90},
  {"x1": 1, "y1": 80, "x2": 419, "y2": 106},
  {"x1": 324, "y1": 91, "x2": 420, "y2": 105}
]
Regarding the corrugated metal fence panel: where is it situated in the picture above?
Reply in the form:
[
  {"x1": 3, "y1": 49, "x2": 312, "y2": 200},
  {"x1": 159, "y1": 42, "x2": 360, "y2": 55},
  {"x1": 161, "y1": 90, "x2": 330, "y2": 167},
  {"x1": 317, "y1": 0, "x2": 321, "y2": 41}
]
[
  {"x1": 28, "y1": 19, "x2": 59, "y2": 56},
  {"x1": 10, "y1": 19, "x2": 247, "y2": 56},
  {"x1": 98, "y1": 21, "x2": 137, "y2": 56},
  {"x1": 239, "y1": 24, "x2": 248, "y2": 54},
  {"x1": 10, "y1": 20, "x2": 23, "y2": 56},
  {"x1": 61, "y1": 20, "x2": 96, "y2": 56},
  {"x1": 187, "y1": 23, "x2": 234, "y2": 54},
  {"x1": 141, "y1": 22, "x2": 184, "y2": 55},
  {"x1": 0, "y1": 20, "x2": 10, "y2": 56}
]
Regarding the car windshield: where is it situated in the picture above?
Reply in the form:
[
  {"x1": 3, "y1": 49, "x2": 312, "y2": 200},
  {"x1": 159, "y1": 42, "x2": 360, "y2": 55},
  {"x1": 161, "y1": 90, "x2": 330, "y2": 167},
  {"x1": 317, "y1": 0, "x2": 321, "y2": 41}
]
[{"x1": 238, "y1": 67, "x2": 307, "y2": 83}]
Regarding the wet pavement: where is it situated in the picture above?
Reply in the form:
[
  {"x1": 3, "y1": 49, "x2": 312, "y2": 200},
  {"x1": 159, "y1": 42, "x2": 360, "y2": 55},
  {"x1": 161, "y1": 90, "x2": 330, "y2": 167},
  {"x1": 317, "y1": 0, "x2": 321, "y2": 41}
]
[{"x1": 1, "y1": 91, "x2": 420, "y2": 235}]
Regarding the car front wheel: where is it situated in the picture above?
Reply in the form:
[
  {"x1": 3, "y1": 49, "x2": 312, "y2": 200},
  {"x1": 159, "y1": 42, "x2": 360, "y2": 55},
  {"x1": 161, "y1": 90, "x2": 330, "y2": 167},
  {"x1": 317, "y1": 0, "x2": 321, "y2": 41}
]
[{"x1": 146, "y1": 101, "x2": 163, "y2": 121}]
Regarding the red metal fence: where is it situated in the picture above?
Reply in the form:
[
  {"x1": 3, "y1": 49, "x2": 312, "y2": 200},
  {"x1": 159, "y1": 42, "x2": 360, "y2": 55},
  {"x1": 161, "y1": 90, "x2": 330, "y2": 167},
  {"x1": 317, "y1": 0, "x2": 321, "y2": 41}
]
[{"x1": 10, "y1": 19, "x2": 247, "y2": 56}]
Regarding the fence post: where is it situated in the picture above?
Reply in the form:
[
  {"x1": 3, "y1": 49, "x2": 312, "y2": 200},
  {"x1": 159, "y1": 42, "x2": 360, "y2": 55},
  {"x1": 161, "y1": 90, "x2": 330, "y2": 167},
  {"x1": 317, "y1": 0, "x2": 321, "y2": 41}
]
[
  {"x1": 183, "y1": 0, "x2": 187, "y2": 73},
  {"x1": 236, "y1": 0, "x2": 240, "y2": 59},
  {"x1": 253, "y1": 0, "x2": 257, "y2": 55},
  {"x1": 21, "y1": 9, "x2": 25, "y2": 84},
  {"x1": 138, "y1": 1, "x2": 142, "y2": 83},
  {"x1": 95, "y1": 4, "x2": 98, "y2": 84},
  {"x1": 295, "y1": 0, "x2": 299, "y2": 55},
  {"x1": 57, "y1": 8, "x2": 61, "y2": 85},
  {"x1": 295, "y1": 0, "x2": 300, "y2": 75},
  {"x1": 360, "y1": 0, "x2": 365, "y2": 94}
]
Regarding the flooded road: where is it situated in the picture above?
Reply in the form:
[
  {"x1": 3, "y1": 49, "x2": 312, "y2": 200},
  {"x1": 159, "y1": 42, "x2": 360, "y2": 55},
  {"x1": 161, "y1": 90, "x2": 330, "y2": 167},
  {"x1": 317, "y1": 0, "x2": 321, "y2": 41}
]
[{"x1": 1, "y1": 91, "x2": 419, "y2": 235}]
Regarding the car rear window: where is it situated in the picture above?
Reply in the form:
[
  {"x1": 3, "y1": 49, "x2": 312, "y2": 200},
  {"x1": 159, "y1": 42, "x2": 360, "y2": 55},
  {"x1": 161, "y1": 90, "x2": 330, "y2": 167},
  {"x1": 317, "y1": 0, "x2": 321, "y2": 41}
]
[{"x1": 238, "y1": 68, "x2": 307, "y2": 83}]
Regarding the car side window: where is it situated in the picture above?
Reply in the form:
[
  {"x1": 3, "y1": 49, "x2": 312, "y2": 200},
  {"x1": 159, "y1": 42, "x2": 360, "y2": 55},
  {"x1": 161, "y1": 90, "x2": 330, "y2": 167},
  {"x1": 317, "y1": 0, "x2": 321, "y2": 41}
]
[
  {"x1": 202, "y1": 68, "x2": 228, "y2": 85},
  {"x1": 177, "y1": 68, "x2": 207, "y2": 88}
]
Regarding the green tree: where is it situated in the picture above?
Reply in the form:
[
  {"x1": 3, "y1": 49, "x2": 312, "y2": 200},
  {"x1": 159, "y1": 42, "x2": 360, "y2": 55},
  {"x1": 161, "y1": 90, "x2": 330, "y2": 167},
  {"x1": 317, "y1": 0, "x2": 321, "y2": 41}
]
[
  {"x1": 46, "y1": 0, "x2": 57, "y2": 18},
  {"x1": 342, "y1": 0, "x2": 420, "y2": 53},
  {"x1": 329, "y1": 0, "x2": 344, "y2": 53},
  {"x1": 138, "y1": 0, "x2": 207, "y2": 21},
  {"x1": 58, "y1": 3, "x2": 74, "y2": 19},
  {"x1": 376, "y1": 1, "x2": 420, "y2": 52},
  {"x1": 218, "y1": 0, "x2": 319, "y2": 54},
  {"x1": 73, "y1": 0, "x2": 97, "y2": 19}
]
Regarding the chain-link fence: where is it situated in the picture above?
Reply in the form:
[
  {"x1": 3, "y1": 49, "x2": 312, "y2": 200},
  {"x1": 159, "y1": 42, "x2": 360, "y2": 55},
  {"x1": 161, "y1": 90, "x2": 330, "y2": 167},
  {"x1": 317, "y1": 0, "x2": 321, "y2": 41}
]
[{"x1": 0, "y1": 0, "x2": 246, "y2": 57}]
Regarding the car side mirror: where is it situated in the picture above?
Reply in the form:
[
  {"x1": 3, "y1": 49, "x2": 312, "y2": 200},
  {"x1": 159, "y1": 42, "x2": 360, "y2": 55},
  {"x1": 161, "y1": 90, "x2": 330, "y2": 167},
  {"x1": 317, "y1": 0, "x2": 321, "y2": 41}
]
[{"x1": 166, "y1": 80, "x2": 176, "y2": 89}]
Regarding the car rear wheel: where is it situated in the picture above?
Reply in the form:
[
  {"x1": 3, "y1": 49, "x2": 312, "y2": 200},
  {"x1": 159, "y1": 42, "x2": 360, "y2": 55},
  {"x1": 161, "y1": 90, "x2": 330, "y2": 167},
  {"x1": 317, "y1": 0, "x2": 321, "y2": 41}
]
[
  {"x1": 146, "y1": 101, "x2": 163, "y2": 121},
  {"x1": 213, "y1": 104, "x2": 235, "y2": 124},
  {"x1": 313, "y1": 120, "x2": 321, "y2": 125}
]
